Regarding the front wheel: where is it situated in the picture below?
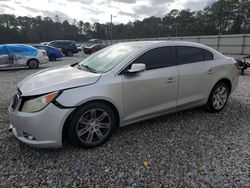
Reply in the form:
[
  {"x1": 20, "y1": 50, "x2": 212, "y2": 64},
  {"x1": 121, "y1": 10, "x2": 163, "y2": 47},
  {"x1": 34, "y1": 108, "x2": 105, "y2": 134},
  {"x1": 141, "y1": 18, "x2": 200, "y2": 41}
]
[
  {"x1": 206, "y1": 82, "x2": 229, "y2": 112},
  {"x1": 68, "y1": 103, "x2": 116, "y2": 148},
  {"x1": 27, "y1": 59, "x2": 39, "y2": 69}
]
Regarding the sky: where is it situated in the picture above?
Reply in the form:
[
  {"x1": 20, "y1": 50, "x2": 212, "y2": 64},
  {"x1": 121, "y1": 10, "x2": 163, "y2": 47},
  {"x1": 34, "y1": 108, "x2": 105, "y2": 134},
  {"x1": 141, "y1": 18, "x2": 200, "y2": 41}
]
[{"x1": 0, "y1": 0, "x2": 211, "y2": 24}]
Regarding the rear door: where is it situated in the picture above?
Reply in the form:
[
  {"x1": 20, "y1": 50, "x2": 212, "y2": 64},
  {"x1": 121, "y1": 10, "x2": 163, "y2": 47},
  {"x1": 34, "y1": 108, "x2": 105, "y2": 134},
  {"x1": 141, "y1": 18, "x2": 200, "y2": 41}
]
[
  {"x1": 176, "y1": 46, "x2": 215, "y2": 108},
  {"x1": 121, "y1": 46, "x2": 178, "y2": 123}
]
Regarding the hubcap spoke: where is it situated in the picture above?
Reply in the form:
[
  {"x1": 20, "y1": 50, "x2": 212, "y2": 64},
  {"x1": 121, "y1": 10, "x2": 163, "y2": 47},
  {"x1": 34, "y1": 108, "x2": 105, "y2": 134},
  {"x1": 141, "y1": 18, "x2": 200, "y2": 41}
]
[
  {"x1": 86, "y1": 131, "x2": 94, "y2": 143},
  {"x1": 77, "y1": 126, "x2": 89, "y2": 137},
  {"x1": 99, "y1": 123, "x2": 110, "y2": 128},
  {"x1": 95, "y1": 129, "x2": 104, "y2": 139},
  {"x1": 90, "y1": 109, "x2": 96, "y2": 119},
  {"x1": 97, "y1": 112, "x2": 108, "y2": 122},
  {"x1": 79, "y1": 117, "x2": 89, "y2": 125},
  {"x1": 219, "y1": 87, "x2": 225, "y2": 94}
]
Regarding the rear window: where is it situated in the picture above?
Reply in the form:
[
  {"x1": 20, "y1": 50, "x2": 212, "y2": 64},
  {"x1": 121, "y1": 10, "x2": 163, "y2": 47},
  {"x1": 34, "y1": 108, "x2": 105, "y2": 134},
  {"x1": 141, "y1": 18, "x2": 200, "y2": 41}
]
[
  {"x1": 203, "y1": 49, "x2": 214, "y2": 61},
  {"x1": 177, "y1": 46, "x2": 203, "y2": 64},
  {"x1": 177, "y1": 46, "x2": 214, "y2": 65}
]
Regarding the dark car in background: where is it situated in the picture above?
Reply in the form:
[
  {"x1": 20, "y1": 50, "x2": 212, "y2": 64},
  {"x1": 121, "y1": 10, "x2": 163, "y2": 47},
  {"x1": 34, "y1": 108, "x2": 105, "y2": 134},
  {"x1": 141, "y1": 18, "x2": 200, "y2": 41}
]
[
  {"x1": 76, "y1": 44, "x2": 85, "y2": 52},
  {"x1": 33, "y1": 45, "x2": 64, "y2": 61},
  {"x1": 84, "y1": 44, "x2": 106, "y2": 54},
  {"x1": 48, "y1": 40, "x2": 78, "y2": 57}
]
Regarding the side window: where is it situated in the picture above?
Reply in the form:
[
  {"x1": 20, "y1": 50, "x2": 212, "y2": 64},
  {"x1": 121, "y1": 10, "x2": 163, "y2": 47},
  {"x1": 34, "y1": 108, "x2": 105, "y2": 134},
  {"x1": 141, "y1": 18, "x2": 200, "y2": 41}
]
[
  {"x1": 203, "y1": 49, "x2": 214, "y2": 61},
  {"x1": 177, "y1": 46, "x2": 204, "y2": 65},
  {"x1": 132, "y1": 47, "x2": 175, "y2": 70},
  {"x1": 50, "y1": 42, "x2": 56, "y2": 46},
  {"x1": 64, "y1": 42, "x2": 71, "y2": 46},
  {"x1": 9, "y1": 46, "x2": 24, "y2": 53},
  {"x1": 37, "y1": 46, "x2": 46, "y2": 50}
]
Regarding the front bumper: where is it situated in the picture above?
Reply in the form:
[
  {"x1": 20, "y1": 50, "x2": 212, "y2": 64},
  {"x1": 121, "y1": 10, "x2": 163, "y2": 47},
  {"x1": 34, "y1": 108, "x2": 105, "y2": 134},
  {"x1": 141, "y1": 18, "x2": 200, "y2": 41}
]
[{"x1": 8, "y1": 103, "x2": 73, "y2": 148}]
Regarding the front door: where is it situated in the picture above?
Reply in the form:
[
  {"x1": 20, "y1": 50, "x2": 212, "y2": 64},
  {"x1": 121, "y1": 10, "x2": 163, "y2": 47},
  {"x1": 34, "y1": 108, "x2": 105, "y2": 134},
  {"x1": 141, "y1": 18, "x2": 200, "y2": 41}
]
[{"x1": 121, "y1": 46, "x2": 178, "y2": 123}]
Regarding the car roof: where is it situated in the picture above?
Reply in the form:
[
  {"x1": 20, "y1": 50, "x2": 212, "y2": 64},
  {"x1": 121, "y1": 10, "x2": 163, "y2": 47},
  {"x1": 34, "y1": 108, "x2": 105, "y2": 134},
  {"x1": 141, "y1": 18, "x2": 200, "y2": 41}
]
[
  {"x1": 0, "y1": 44, "x2": 37, "y2": 50},
  {"x1": 118, "y1": 40, "x2": 224, "y2": 58},
  {"x1": 120, "y1": 41, "x2": 207, "y2": 48}
]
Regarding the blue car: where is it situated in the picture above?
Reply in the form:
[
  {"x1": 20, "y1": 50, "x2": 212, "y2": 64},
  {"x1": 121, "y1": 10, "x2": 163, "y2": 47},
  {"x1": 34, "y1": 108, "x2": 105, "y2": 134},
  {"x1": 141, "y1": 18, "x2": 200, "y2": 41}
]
[
  {"x1": 33, "y1": 45, "x2": 64, "y2": 61},
  {"x1": 0, "y1": 44, "x2": 49, "y2": 69}
]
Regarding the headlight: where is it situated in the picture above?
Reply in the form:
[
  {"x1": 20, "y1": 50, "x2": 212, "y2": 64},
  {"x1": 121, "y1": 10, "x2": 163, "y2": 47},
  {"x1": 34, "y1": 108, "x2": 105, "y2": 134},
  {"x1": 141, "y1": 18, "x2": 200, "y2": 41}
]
[{"x1": 21, "y1": 91, "x2": 59, "y2": 112}]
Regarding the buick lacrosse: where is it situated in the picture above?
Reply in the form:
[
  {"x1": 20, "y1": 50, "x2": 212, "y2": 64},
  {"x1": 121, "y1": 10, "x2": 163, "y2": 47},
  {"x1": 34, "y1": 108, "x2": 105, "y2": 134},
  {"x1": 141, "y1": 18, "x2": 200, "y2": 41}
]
[{"x1": 8, "y1": 41, "x2": 239, "y2": 148}]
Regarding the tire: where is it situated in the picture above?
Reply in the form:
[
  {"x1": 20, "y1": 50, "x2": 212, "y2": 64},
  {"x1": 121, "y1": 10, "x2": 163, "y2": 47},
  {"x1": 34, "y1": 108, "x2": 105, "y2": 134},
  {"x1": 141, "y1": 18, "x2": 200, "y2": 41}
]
[
  {"x1": 68, "y1": 102, "x2": 116, "y2": 148},
  {"x1": 206, "y1": 82, "x2": 229, "y2": 112},
  {"x1": 49, "y1": 55, "x2": 56, "y2": 61},
  {"x1": 66, "y1": 50, "x2": 73, "y2": 57},
  {"x1": 27, "y1": 59, "x2": 39, "y2": 69}
]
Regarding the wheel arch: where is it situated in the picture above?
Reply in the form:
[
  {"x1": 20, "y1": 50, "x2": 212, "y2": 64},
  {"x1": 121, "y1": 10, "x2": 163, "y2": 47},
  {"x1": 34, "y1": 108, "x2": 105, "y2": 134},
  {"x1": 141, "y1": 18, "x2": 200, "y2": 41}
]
[
  {"x1": 213, "y1": 78, "x2": 232, "y2": 94},
  {"x1": 62, "y1": 99, "x2": 120, "y2": 143}
]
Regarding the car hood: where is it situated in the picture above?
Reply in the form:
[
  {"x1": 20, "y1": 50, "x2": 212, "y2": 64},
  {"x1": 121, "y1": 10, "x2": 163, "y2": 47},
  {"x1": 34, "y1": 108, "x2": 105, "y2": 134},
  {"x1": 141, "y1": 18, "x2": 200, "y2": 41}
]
[{"x1": 18, "y1": 65, "x2": 101, "y2": 96}]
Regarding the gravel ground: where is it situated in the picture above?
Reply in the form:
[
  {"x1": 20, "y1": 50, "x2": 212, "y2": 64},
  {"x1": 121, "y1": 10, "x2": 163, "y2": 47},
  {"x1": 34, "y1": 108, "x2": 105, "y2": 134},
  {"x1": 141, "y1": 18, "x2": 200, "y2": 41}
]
[{"x1": 0, "y1": 53, "x2": 249, "y2": 187}]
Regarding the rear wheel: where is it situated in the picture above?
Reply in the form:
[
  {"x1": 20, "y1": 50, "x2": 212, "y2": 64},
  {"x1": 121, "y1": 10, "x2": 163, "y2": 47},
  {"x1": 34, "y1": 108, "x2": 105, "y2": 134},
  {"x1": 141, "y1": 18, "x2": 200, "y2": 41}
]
[
  {"x1": 66, "y1": 50, "x2": 73, "y2": 57},
  {"x1": 206, "y1": 82, "x2": 229, "y2": 112},
  {"x1": 49, "y1": 55, "x2": 56, "y2": 61},
  {"x1": 27, "y1": 59, "x2": 39, "y2": 69},
  {"x1": 68, "y1": 103, "x2": 116, "y2": 148}
]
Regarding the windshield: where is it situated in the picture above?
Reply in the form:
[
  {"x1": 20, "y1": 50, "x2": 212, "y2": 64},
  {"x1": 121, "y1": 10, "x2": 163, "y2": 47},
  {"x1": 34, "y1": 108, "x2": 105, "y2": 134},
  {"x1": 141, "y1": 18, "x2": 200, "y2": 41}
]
[{"x1": 79, "y1": 44, "x2": 141, "y2": 73}]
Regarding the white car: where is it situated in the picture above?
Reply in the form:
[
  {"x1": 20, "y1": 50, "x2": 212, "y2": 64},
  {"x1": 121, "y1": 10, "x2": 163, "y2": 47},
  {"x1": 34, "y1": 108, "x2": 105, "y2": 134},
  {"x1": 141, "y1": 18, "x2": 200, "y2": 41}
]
[
  {"x1": 8, "y1": 41, "x2": 239, "y2": 148},
  {"x1": 0, "y1": 44, "x2": 48, "y2": 69}
]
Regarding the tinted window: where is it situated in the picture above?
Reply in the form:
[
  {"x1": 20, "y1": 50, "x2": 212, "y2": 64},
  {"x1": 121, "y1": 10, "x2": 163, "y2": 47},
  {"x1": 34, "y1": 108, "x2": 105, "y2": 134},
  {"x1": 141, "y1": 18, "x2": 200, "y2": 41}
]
[
  {"x1": 177, "y1": 46, "x2": 203, "y2": 64},
  {"x1": 133, "y1": 47, "x2": 175, "y2": 70},
  {"x1": 203, "y1": 49, "x2": 214, "y2": 61},
  {"x1": 35, "y1": 46, "x2": 46, "y2": 50}
]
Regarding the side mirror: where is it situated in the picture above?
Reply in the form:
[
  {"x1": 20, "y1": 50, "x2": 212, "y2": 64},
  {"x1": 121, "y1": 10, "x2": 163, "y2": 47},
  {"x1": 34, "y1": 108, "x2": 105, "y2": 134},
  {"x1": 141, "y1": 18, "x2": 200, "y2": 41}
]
[{"x1": 127, "y1": 63, "x2": 146, "y2": 73}]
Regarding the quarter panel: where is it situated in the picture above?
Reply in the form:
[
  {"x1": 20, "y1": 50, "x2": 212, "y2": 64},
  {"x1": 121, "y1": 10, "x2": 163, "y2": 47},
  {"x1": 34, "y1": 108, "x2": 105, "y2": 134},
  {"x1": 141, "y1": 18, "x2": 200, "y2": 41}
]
[{"x1": 209, "y1": 57, "x2": 239, "y2": 94}]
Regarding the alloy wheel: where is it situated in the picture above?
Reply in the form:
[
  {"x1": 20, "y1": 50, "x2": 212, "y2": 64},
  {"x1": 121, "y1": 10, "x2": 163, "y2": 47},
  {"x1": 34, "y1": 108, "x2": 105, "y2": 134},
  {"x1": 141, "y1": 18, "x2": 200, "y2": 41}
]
[
  {"x1": 212, "y1": 85, "x2": 228, "y2": 110},
  {"x1": 76, "y1": 108, "x2": 111, "y2": 144}
]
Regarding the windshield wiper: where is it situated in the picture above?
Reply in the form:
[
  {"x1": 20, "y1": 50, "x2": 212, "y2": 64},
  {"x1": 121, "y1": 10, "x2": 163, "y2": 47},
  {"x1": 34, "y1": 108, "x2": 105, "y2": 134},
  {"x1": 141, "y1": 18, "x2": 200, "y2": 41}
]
[{"x1": 78, "y1": 64, "x2": 97, "y2": 73}]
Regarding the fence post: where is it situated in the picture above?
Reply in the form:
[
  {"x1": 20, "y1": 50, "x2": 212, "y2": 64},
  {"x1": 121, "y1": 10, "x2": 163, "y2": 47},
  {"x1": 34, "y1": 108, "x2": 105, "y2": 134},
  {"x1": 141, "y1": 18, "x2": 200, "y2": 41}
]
[
  {"x1": 241, "y1": 34, "x2": 246, "y2": 55},
  {"x1": 197, "y1": 36, "x2": 200, "y2": 43},
  {"x1": 217, "y1": 35, "x2": 221, "y2": 51}
]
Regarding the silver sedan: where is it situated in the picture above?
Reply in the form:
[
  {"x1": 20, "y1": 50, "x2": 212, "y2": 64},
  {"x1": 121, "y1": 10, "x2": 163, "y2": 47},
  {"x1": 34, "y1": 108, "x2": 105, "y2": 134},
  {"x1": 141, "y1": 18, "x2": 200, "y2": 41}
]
[{"x1": 8, "y1": 41, "x2": 239, "y2": 148}]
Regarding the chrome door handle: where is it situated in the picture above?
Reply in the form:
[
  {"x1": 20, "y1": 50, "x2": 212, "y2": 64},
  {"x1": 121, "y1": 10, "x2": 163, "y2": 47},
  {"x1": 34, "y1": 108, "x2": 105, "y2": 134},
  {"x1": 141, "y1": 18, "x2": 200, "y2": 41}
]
[
  {"x1": 167, "y1": 77, "x2": 175, "y2": 83},
  {"x1": 207, "y1": 69, "x2": 214, "y2": 74}
]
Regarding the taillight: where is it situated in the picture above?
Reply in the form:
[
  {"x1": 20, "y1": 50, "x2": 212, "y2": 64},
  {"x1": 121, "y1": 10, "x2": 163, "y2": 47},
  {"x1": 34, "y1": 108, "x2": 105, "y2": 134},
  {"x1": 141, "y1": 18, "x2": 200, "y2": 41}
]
[
  {"x1": 234, "y1": 58, "x2": 242, "y2": 69},
  {"x1": 235, "y1": 62, "x2": 240, "y2": 69},
  {"x1": 42, "y1": 51, "x2": 47, "y2": 56}
]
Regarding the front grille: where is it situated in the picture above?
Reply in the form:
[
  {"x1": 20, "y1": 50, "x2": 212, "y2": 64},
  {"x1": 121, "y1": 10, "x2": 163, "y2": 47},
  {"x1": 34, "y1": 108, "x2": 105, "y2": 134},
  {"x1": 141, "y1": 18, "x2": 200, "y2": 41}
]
[{"x1": 10, "y1": 90, "x2": 21, "y2": 110}]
